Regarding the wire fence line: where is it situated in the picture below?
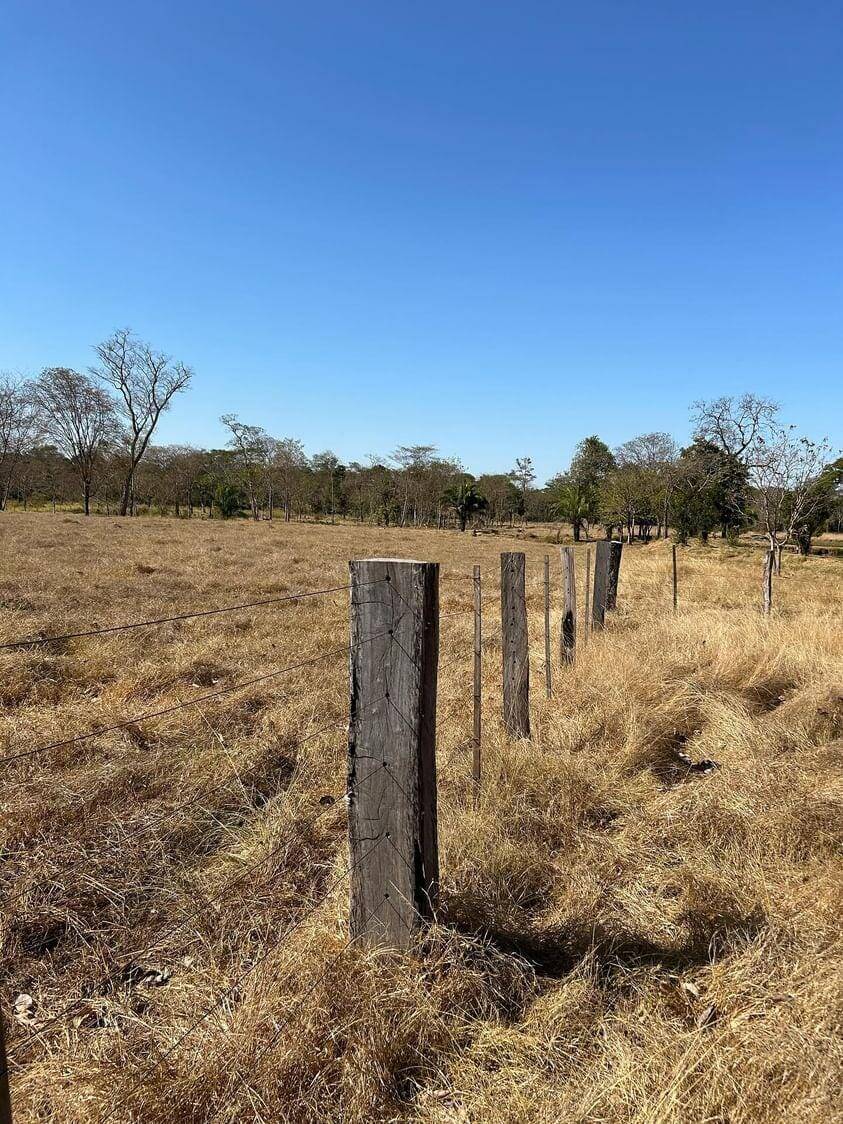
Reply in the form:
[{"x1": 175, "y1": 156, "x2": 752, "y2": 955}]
[
  {"x1": 4, "y1": 757, "x2": 394, "y2": 1075},
  {"x1": 0, "y1": 579, "x2": 390, "y2": 653},
  {"x1": 0, "y1": 716, "x2": 350, "y2": 914},
  {"x1": 0, "y1": 552, "x2": 581, "y2": 1120}
]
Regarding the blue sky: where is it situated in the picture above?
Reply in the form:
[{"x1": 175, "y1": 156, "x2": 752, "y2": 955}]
[{"x1": 2, "y1": 1, "x2": 840, "y2": 482}]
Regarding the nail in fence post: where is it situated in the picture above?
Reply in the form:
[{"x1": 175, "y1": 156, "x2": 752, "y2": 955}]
[
  {"x1": 762, "y1": 548, "x2": 773, "y2": 616},
  {"x1": 672, "y1": 544, "x2": 678, "y2": 613},
  {"x1": 473, "y1": 564, "x2": 482, "y2": 804},
  {"x1": 543, "y1": 554, "x2": 552, "y2": 698},
  {"x1": 583, "y1": 547, "x2": 591, "y2": 646},
  {"x1": 348, "y1": 558, "x2": 439, "y2": 948},
  {"x1": 560, "y1": 546, "x2": 576, "y2": 665},
  {"x1": 500, "y1": 552, "x2": 530, "y2": 738}
]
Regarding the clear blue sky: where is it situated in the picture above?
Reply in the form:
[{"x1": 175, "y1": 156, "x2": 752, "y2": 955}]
[{"x1": 2, "y1": 1, "x2": 840, "y2": 482}]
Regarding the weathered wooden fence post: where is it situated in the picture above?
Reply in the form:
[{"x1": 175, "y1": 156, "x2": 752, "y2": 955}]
[
  {"x1": 762, "y1": 548, "x2": 773, "y2": 616},
  {"x1": 606, "y1": 540, "x2": 623, "y2": 610},
  {"x1": 543, "y1": 554, "x2": 552, "y2": 698},
  {"x1": 775, "y1": 543, "x2": 783, "y2": 575},
  {"x1": 501, "y1": 552, "x2": 530, "y2": 738},
  {"x1": 473, "y1": 564, "x2": 482, "y2": 804},
  {"x1": 592, "y1": 541, "x2": 611, "y2": 629},
  {"x1": 348, "y1": 558, "x2": 439, "y2": 948},
  {"x1": 593, "y1": 540, "x2": 623, "y2": 628},
  {"x1": 583, "y1": 546, "x2": 591, "y2": 645},
  {"x1": 560, "y1": 545, "x2": 576, "y2": 664},
  {"x1": 672, "y1": 544, "x2": 678, "y2": 613}
]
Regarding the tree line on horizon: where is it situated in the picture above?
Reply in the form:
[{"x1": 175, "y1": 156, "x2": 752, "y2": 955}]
[{"x1": 1, "y1": 332, "x2": 841, "y2": 554}]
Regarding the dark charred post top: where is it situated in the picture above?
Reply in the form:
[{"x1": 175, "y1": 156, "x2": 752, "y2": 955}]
[
  {"x1": 561, "y1": 546, "x2": 576, "y2": 664},
  {"x1": 606, "y1": 540, "x2": 623, "y2": 611},
  {"x1": 592, "y1": 540, "x2": 611, "y2": 629},
  {"x1": 500, "y1": 552, "x2": 530, "y2": 738},
  {"x1": 348, "y1": 559, "x2": 439, "y2": 949}
]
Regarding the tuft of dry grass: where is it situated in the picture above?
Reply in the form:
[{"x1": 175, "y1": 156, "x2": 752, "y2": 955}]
[{"x1": 0, "y1": 514, "x2": 841, "y2": 1123}]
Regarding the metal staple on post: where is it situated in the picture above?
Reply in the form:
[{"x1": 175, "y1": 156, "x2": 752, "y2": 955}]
[{"x1": 347, "y1": 558, "x2": 440, "y2": 948}]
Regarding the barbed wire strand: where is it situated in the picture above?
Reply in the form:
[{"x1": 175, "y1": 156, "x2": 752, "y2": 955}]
[
  {"x1": 0, "y1": 630, "x2": 392, "y2": 766},
  {"x1": 5, "y1": 762, "x2": 389, "y2": 1065},
  {"x1": 0, "y1": 579, "x2": 387, "y2": 653},
  {"x1": 1, "y1": 716, "x2": 350, "y2": 912}
]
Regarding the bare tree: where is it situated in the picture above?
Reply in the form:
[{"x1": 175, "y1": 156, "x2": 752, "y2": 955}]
[
  {"x1": 749, "y1": 427, "x2": 834, "y2": 552},
  {"x1": 32, "y1": 368, "x2": 118, "y2": 514},
  {"x1": 94, "y1": 328, "x2": 193, "y2": 516},
  {"x1": 691, "y1": 394, "x2": 779, "y2": 460},
  {"x1": 0, "y1": 377, "x2": 42, "y2": 510},
  {"x1": 615, "y1": 432, "x2": 679, "y2": 537},
  {"x1": 221, "y1": 414, "x2": 269, "y2": 520},
  {"x1": 273, "y1": 437, "x2": 308, "y2": 521}
]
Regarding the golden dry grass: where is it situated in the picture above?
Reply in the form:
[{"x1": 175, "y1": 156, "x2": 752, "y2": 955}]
[{"x1": 0, "y1": 513, "x2": 841, "y2": 1123}]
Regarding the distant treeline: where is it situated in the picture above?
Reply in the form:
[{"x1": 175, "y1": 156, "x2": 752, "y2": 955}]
[{"x1": 1, "y1": 332, "x2": 840, "y2": 552}]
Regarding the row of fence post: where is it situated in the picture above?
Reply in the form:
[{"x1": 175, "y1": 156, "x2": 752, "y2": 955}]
[{"x1": 348, "y1": 544, "x2": 624, "y2": 948}]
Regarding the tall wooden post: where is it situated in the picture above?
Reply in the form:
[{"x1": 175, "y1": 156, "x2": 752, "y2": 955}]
[
  {"x1": 592, "y1": 541, "x2": 611, "y2": 629},
  {"x1": 560, "y1": 546, "x2": 576, "y2": 664},
  {"x1": 606, "y1": 540, "x2": 623, "y2": 610},
  {"x1": 593, "y1": 540, "x2": 622, "y2": 627},
  {"x1": 472, "y1": 564, "x2": 482, "y2": 803},
  {"x1": 501, "y1": 552, "x2": 530, "y2": 738},
  {"x1": 583, "y1": 547, "x2": 591, "y2": 646},
  {"x1": 543, "y1": 554, "x2": 552, "y2": 698},
  {"x1": 348, "y1": 559, "x2": 439, "y2": 948},
  {"x1": 775, "y1": 544, "x2": 783, "y2": 575},
  {"x1": 672, "y1": 544, "x2": 678, "y2": 613},
  {"x1": 762, "y1": 549, "x2": 773, "y2": 616}
]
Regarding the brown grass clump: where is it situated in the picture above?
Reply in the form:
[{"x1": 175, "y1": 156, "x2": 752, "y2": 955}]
[{"x1": 0, "y1": 514, "x2": 841, "y2": 1122}]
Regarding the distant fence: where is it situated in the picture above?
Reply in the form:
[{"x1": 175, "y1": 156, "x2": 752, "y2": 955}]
[{"x1": 0, "y1": 536, "x2": 800, "y2": 1117}]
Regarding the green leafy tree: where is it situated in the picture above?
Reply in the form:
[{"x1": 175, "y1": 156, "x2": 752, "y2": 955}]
[
  {"x1": 547, "y1": 475, "x2": 598, "y2": 541},
  {"x1": 442, "y1": 476, "x2": 487, "y2": 532},
  {"x1": 569, "y1": 436, "x2": 616, "y2": 492},
  {"x1": 672, "y1": 440, "x2": 751, "y2": 544}
]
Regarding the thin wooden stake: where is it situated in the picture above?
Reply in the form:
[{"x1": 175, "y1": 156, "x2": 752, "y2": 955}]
[
  {"x1": 583, "y1": 546, "x2": 591, "y2": 646},
  {"x1": 472, "y1": 564, "x2": 482, "y2": 804},
  {"x1": 348, "y1": 558, "x2": 440, "y2": 948},
  {"x1": 560, "y1": 546, "x2": 576, "y2": 664},
  {"x1": 762, "y1": 548, "x2": 773, "y2": 616},
  {"x1": 501, "y1": 552, "x2": 530, "y2": 738},
  {"x1": 672, "y1": 544, "x2": 678, "y2": 613},
  {"x1": 543, "y1": 554, "x2": 552, "y2": 698}
]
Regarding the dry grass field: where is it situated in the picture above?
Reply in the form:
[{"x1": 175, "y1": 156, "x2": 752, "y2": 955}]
[{"x1": 0, "y1": 513, "x2": 841, "y2": 1123}]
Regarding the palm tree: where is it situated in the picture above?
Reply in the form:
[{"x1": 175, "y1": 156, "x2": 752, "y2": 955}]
[
  {"x1": 442, "y1": 477, "x2": 487, "y2": 532},
  {"x1": 552, "y1": 480, "x2": 597, "y2": 541}
]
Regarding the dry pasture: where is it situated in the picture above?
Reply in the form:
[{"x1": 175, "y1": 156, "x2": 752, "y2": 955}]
[{"x1": 0, "y1": 513, "x2": 841, "y2": 1123}]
